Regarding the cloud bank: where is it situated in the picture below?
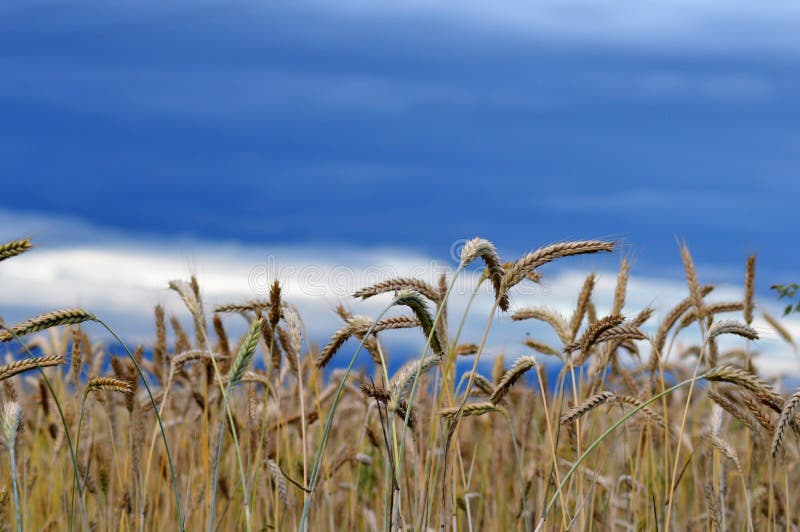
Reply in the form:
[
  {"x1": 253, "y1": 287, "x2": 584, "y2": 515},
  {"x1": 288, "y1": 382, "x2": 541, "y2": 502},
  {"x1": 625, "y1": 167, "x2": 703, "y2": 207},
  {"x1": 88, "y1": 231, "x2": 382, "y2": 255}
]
[{"x1": 0, "y1": 209, "x2": 797, "y2": 378}]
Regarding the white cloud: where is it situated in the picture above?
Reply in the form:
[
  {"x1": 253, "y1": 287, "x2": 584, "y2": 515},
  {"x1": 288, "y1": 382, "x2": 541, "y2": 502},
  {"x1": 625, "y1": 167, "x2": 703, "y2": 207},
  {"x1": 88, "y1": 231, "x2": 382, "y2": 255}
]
[
  {"x1": 314, "y1": 0, "x2": 800, "y2": 54},
  {"x1": 0, "y1": 209, "x2": 797, "y2": 376}
]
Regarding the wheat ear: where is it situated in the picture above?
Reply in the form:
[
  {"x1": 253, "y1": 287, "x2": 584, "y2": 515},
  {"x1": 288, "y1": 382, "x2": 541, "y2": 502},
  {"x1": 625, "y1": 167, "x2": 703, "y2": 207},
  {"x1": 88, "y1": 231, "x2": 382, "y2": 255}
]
[
  {"x1": 504, "y1": 240, "x2": 615, "y2": 289},
  {"x1": 744, "y1": 255, "x2": 756, "y2": 324},
  {"x1": 679, "y1": 241, "x2": 704, "y2": 315},
  {"x1": 0, "y1": 239, "x2": 32, "y2": 263},
  {"x1": 653, "y1": 285, "x2": 715, "y2": 354},
  {"x1": 491, "y1": 356, "x2": 537, "y2": 404},
  {"x1": 706, "y1": 320, "x2": 759, "y2": 342},
  {"x1": 459, "y1": 237, "x2": 509, "y2": 310},
  {"x1": 762, "y1": 311, "x2": 796, "y2": 348},
  {"x1": 209, "y1": 317, "x2": 262, "y2": 532},
  {"x1": 771, "y1": 389, "x2": 800, "y2": 457},
  {"x1": 394, "y1": 290, "x2": 444, "y2": 356},
  {"x1": 570, "y1": 273, "x2": 596, "y2": 341},
  {"x1": 612, "y1": 257, "x2": 630, "y2": 315},
  {"x1": 440, "y1": 401, "x2": 504, "y2": 421},
  {"x1": 0, "y1": 355, "x2": 65, "y2": 381},
  {"x1": 524, "y1": 338, "x2": 563, "y2": 359},
  {"x1": 353, "y1": 277, "x2": 440, "y2": 302},
  {"x1": 511, "y1": 307, "x2": 570, "y2": 344},
  {"x1": 561, "y1": 392, "x2": 615, "y2": 425},
  {"x1": 0, "y1": 309, "x2": 96, "y2": 343}
]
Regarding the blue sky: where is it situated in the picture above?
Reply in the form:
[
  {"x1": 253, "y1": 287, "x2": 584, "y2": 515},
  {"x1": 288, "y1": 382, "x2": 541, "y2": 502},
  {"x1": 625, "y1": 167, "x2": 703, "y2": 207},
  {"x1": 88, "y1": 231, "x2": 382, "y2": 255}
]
[{"x1": 1, "y1": 1, "x2": 799, "y2": 372}]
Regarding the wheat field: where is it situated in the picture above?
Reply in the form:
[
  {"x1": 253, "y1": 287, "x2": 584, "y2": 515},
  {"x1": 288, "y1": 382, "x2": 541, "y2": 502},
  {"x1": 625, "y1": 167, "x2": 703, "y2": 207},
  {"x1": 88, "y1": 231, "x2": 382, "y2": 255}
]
[{"x1": 0, "y1": 237, "x2": 797, "y2": 531}]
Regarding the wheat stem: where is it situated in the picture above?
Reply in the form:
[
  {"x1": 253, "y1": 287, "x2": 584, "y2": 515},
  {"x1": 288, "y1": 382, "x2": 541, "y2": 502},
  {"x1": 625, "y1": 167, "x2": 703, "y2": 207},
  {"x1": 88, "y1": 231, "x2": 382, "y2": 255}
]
[{"x1": 94, "y1": 319, "x2": 184, "y2": 531}]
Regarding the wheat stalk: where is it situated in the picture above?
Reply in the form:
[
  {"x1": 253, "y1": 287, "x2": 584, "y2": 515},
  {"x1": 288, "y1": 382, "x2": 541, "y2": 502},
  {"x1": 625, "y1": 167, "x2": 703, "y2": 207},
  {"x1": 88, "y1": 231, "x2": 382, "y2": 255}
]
[
  {"x1": 209, "y1": 317, "x2": 263, "y2": 532},
  {"x1": 0, "y1": 401, "x2": 22, "y2": 532}
]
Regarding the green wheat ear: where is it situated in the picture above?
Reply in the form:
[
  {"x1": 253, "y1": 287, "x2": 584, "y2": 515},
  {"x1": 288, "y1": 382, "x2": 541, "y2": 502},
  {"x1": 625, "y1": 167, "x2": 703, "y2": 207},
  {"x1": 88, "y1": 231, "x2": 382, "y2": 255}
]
[
  {"x1": 394, "y1": 290, "x2": 444, "y2": 357},
  {"x1": 208, "y1": 316, "x2": 263, "y2": 532},
  {"x1": 227, "y1": 317, "x2": 263, "y2": 387}
]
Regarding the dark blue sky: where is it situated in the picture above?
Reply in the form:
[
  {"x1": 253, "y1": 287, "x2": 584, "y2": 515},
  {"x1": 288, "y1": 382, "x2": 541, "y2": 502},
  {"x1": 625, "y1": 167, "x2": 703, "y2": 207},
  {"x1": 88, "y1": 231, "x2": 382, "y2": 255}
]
[{"x1": 1, "y1": 1, "x2": 798, "y2": 285}]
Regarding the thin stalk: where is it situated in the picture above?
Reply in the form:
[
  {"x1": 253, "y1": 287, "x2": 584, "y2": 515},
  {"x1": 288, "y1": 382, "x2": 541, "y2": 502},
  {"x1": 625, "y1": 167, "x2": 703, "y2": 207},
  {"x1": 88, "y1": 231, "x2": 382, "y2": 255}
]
[
  {"x1": 69, "y1": 394, "x2": 90, "y2": 531},
  {"x1": 399, "y1": 267, "x2": 465, "y2": 528},
  {"x1": 141, "y1": 370, "x2": 176, "y2": 506},
  {"x1": 8, "y1": 444, "x2": 21, "y2": 532},
  {"x1": 536, "y1": 370, "x2": 716, "y2": 529},
  {"x1": 420, "y1": 277, "x2": 483, "y2": 531},
  {"x1": 663, "y1": 319, "x2": 708, "y2": 531},
  {"x1": 0, "y1": 324, "x2": 89, "y2": 532},
  {"x1": 299, "y1": 299, "x2": 398, "y2": 531},
  {"x1": 94, "y1": 318, "x2": 184, "y2": 531},
  {"x1": 395, "y1": 264, "x2": 464, "y2": 486},
  {"x1": 208, "y1": 381, "x2": 250, "y2": 532},
  {"x1": 501, "y1": 410, "x2": 529, "y2": 530},
  {"x1": 194, "y1": 323, "x2": 253, "y2": 532},
  {"x1": 248, "y1": 331, "x2": 276, "y2": 514},
  {"x1": 372, "y1": 334, "x2": 397, "y2": 532}
]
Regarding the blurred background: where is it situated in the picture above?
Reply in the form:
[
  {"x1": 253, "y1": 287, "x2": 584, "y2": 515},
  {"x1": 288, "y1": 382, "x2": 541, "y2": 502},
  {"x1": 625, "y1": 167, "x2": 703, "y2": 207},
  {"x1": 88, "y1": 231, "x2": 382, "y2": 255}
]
[{"x1": 1, "y1": 1, "x2": 798, "y2": 372}]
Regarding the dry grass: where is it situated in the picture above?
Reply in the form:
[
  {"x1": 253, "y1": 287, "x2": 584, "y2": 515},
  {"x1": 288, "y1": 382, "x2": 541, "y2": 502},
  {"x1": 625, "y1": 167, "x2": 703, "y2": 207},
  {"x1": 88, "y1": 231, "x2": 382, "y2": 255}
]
[{"x1": 0, "y1": 237, "x2": 797, "y2": 531}]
